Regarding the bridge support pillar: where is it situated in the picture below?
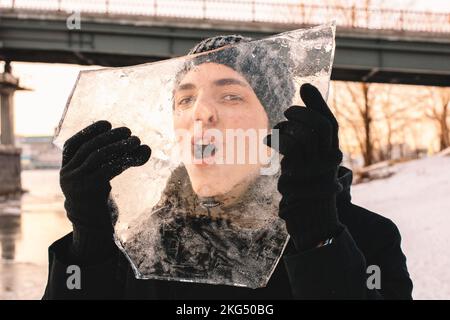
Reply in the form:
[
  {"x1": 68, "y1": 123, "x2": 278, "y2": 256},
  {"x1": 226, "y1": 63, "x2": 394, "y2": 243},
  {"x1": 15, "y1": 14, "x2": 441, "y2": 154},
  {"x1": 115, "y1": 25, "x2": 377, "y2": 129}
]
[
  {"x1": 1, "y1": 87, "x2": 15, "y2": 146},
  {"x1": 0, "y1": 62, "x2": 23, "y2": 197}
]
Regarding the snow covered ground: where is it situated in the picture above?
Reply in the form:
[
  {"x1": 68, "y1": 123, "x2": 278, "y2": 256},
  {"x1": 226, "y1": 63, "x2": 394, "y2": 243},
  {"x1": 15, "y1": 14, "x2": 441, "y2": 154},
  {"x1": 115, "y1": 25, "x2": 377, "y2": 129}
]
[{"x1": 352, "y1": 151, "x2": 450, "y2": 299}]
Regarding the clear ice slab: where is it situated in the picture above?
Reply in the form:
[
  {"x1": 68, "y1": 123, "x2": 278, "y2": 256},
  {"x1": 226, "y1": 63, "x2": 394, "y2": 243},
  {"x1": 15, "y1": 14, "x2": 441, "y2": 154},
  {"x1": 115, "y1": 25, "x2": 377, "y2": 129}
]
[{"x1": 54, "y1": 23, "x2": 336, "y2": 288}]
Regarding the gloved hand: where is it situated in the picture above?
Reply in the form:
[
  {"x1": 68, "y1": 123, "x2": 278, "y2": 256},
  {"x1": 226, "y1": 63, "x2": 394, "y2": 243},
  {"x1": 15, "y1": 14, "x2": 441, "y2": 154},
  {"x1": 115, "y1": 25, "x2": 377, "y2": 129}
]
[
  {"x1": 60, "y1": 120, "x2": 151, "y2": 262},
  {"x1": 264, "y1": 83, "x2": 343, "y2": 251}
]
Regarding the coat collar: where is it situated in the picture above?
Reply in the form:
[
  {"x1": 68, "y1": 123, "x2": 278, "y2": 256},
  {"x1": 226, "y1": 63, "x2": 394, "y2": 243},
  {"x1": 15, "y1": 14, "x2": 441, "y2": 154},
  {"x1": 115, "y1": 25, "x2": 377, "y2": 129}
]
[{"x1": 337, "y1": 166, "x2": 353, "y2": 205}]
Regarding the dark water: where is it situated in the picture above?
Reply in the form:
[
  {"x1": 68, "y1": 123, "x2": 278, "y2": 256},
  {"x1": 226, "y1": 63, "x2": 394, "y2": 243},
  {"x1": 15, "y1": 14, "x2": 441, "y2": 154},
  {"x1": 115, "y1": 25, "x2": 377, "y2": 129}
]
[{"x1": 0, "y1": 170, "x2": 71, "y2": 299}]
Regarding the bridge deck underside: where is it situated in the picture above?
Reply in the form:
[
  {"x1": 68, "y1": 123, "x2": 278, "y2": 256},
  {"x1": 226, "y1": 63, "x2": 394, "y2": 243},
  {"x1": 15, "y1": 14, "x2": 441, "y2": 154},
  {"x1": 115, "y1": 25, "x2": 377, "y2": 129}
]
[{"x1": 1, "y1": 12, "x2": 450, "y2": 86}]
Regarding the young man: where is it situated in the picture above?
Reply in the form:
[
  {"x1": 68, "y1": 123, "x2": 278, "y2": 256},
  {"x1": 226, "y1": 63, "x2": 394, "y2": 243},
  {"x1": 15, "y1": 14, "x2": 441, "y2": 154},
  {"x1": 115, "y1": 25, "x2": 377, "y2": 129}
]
[{"x1": 43, "y1": 35, "x2": 413, "y2": 300}]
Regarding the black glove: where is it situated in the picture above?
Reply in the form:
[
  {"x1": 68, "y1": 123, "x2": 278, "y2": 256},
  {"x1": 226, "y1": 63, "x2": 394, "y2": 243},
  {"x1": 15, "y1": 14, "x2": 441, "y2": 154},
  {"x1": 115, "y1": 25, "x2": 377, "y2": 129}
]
[
  {"x1": 265, "y1": 83, "x2": 343, "y2": 251},
  {"x1": 60, "y1": 120, "x2": 151, "y2": 263}
]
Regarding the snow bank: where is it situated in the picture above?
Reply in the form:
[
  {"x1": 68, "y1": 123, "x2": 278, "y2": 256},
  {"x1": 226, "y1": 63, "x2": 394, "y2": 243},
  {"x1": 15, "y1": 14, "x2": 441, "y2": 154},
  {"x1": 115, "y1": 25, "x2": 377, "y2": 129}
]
[{"x1": 352, "y1": 153, "x2": 450, "y2": 299}]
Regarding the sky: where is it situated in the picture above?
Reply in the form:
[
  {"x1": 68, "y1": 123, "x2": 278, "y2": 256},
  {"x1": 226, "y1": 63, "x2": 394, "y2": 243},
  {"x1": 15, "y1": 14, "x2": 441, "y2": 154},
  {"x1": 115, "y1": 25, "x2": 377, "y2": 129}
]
[
  {"x1": 2, "y1": 0, "x2": 449, "y2": 136},
  {"x1": 3, "y1": 62, "x2": 100, "y2": 136}
]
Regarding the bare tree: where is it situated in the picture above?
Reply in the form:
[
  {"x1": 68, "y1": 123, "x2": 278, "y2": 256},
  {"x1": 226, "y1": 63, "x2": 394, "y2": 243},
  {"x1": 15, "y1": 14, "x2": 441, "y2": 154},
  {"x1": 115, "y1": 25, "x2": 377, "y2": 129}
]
[
  {"x1": 345, "y1": 82, "x2": 375, "y2": 166},
  {"x1": 329, "y1": 81, "x2": 360, "y2": 167},
  {"x1": 331, "y1": 80, "x2": 448, "y2": 168},
  {"x1": 370, "y1": 84, "x2": 420, "y2": 161},
  {"x1": 329, "y1": 81, "x2": 375, "y2": 167},
  {"x1": 426, "y1": 88, "x2": 450, "y2": 151}
]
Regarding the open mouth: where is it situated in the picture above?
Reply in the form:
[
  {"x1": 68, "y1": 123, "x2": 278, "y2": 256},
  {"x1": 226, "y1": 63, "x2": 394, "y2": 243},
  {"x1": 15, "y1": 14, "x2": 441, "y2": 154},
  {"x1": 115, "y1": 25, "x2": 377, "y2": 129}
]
[{"x1": 193, "y1": 143, "x2": 217, "y2": 160}]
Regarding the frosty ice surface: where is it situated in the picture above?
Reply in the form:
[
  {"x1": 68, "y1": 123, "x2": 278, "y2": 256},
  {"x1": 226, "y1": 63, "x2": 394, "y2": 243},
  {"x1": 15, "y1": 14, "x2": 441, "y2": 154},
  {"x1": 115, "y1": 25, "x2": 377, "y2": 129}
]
[{"x1": 54, "y1": 23, "x2": 336, "y2": 288}]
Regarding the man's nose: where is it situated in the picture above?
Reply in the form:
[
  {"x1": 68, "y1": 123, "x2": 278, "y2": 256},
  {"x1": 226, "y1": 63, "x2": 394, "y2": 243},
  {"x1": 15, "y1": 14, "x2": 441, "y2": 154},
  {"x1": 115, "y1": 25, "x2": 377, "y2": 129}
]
[{"x1": 193, "y1": 97, "x2": 218, "y2": 125}]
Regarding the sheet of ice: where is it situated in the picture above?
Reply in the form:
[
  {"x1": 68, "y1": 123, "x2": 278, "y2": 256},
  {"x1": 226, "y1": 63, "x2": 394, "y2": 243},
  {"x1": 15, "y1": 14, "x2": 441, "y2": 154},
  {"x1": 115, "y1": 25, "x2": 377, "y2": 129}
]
[{"x1": 53, "y1": 23, "x2": 336, "y2": 288}]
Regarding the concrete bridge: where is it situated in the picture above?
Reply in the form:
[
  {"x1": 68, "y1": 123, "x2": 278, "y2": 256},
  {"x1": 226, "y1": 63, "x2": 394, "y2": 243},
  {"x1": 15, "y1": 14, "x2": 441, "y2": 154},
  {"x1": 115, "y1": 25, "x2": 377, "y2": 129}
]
[{"x1": 1, "y1": 1, "x2": 450, "y2": 86}]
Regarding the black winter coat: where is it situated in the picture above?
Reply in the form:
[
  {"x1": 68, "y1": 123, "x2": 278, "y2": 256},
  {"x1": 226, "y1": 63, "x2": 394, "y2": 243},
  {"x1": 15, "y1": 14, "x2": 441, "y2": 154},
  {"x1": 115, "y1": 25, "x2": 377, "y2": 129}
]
[{"x1": 42, "y1": 167, "x2": 413, "y2": 300}]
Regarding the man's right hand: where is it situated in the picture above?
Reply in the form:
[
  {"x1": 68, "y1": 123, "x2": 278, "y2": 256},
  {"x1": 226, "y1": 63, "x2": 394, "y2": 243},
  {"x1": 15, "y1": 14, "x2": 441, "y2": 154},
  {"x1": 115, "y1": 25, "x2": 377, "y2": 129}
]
[{"x1": 60, "y1": 120, "x2": 151, "y2": 261}]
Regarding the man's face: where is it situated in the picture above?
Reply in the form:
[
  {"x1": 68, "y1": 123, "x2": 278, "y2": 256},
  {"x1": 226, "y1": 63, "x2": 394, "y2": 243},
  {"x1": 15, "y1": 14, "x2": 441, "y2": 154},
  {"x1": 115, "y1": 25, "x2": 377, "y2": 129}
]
[{"x1": 173, "y1": 62, "x2": 270, "y2": 198}]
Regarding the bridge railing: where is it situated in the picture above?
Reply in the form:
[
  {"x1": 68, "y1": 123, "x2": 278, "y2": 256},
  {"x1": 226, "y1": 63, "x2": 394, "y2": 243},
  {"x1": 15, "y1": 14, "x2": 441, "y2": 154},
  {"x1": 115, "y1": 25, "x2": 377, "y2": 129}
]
[{"x1": 1, "y1": 0, "x2": 449, "y2": 33}]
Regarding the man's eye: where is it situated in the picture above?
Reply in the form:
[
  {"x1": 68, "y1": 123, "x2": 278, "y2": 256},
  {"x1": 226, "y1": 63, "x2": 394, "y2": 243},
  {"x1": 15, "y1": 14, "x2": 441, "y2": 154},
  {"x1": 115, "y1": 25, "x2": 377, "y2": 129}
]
[
  {"x1": 222, "y1": 94, "x2": 243, "y2": 102},
  {"x1": 177, "y1": 97, "x2": 194, "y2": 108}
]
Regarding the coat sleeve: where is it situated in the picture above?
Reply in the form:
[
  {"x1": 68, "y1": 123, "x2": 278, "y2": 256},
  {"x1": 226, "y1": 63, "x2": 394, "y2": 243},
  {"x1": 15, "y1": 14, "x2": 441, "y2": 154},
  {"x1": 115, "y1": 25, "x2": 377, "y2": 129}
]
[
  {"x1": 283, "y1": 225, "x2": 412, "y2": 300},
  {"x1": 42, "y1": 233, "x2": 125, "y2": 300}
]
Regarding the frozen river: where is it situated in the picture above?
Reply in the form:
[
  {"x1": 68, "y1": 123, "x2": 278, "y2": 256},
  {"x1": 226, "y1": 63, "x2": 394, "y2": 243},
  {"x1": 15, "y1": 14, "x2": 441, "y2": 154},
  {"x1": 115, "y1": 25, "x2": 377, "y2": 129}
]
[{"x1": 0, "y1": 170, "x2": 70, "y2": 300}]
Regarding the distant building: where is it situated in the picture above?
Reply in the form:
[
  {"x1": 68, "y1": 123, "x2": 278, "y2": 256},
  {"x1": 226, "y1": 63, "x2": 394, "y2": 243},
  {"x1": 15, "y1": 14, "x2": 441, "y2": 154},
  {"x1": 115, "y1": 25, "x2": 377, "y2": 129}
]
[
  {"x1": 0, "y1": 145, "x2": 22, "y2": 195},
  {"x1": 16, "y1": 136, "x2": 61, "y2": 169}
]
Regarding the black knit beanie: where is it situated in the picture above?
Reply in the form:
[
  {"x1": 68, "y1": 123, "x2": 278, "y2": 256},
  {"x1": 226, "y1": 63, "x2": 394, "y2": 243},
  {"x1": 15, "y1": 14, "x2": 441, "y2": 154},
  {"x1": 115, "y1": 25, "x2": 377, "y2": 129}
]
[{"x1": 175, "y1": 34, "x2": 296, "y2": 127}]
